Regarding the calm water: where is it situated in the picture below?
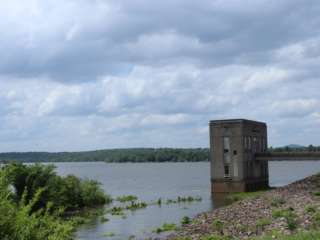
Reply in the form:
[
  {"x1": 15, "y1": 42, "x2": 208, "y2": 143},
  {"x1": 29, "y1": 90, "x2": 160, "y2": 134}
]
[{"x1": 51, "y1": 161, "x2": 320, "y2": 240}]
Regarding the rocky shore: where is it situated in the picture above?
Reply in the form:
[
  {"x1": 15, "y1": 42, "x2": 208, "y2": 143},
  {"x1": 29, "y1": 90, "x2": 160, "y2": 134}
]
[{"x1": 169, "y1": 173, "x2": 320, "y2": 239}]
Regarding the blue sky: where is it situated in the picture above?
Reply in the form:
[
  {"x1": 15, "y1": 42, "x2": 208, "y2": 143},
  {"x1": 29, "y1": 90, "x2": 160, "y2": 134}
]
[{"x1": 0, "y1": 0, "x2": 320, "y2": 152}]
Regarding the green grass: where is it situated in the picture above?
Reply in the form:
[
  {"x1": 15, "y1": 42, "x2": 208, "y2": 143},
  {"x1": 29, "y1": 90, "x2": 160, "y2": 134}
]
[
  {"x1": 272, "y1": 208, "x2": 297, "y2": 230},
  {"x1": 212, "y1": 219, "x2": 224, "y2": 233},
  {"x1": 256, "y1": 218, "x2": 272, "y2": 228},
  {"x1": 227, "y1": 191, "x2": 267, "y2": 202},
  {"x1": 305, "y1": 205, "x2": 316, "y2": 214}
]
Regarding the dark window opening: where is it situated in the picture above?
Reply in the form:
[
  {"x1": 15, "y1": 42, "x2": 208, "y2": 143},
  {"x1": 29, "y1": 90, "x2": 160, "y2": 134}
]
[
  {"x1": 224, "y1": 149, "x2": 229, "y2": 153},
  {"x1": 233, "y1": 150, "x2": 237, "y2": 155},
  {"x1": 224, "y1": 165, "x2": 230, "y2": 177}
]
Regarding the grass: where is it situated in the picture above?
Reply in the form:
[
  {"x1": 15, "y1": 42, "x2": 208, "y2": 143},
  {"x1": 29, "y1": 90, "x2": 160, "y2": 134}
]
[
  {"x1": 270, "y1": 197, "x2": 286, "y2": 207},
  {"x1": 212, "y1": 219, "x2": 224, "y2": 234},
  {"x1": 256, "y1": 218, "x2": 272, "y2": 228},
  {"x1": 227, "y1": 191, "x2": 267, "y2": 202},
  {"x1": 305, "y1": 205, "x2": 316, "y2": 214},
  {"x1": 272, "y1": 208, "x2": 297, "y2": 230}
]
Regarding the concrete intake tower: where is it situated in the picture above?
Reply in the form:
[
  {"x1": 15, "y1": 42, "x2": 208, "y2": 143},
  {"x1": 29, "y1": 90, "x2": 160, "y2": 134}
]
[{"x1": 210, "y1": 119, "x2": 269, "y2": 193}]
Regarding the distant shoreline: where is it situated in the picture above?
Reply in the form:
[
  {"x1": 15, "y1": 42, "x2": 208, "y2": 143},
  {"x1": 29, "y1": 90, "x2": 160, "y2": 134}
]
[{"x1": 0, "y1": 148, "x2": 210, "y2": 163}]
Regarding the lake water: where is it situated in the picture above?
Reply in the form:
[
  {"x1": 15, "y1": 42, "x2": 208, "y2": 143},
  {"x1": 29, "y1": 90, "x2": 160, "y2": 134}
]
[{"x1": 52, "y1": 161, "x2": 320, "y2": 240}]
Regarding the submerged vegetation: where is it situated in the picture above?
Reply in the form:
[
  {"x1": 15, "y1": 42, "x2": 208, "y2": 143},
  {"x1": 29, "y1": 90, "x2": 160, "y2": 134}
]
[
  {"x1": 116, "y1": 195, "x2": 138, "y2": 202},
  {"x1": 153, "y1": 223, "x2": 177, "y2": 233},
  {"x1": 166, "y1": 196, "x2": 202, "y2": 204},
  {"x1": 0, "y1": 163, "x2": 110, "y2": 240}
]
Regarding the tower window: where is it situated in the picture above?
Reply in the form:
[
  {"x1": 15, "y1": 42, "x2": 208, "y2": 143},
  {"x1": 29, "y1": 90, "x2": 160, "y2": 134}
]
[
  {"x1": 233, "y1": 150, "x2": 237, "y2": 155},
  {"x1": 224, "y1": 149, "x2": 229, "y2": 153},
  {"x1": 224, "y1": 165, "x2": 230, "y2": 177}
]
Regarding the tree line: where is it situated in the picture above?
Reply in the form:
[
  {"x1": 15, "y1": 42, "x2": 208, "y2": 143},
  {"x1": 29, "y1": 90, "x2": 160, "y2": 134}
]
[
  {"x1": 0, "y1": 148, "x2": 210, "y2": 163},
  {"x1": 269, "y1": 145, "x2": 320, "y2": 152},
  {"x1": 1, "y1": 146, "x2": 319, "y2": 163}
]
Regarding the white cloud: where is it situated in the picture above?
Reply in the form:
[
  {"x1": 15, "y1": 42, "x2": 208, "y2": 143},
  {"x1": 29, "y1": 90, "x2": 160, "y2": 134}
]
[
  {"x1": 1, "y1": 0, "x2": 320, "y2": 151},
  {"x1": 271, "y1": 99, "x2": 319, "y2": 118}
]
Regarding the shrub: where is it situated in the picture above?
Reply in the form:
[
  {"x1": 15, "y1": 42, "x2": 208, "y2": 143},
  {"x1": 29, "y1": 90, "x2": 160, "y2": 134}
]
[
  {"x1": 272, "y1": 208, "x2": 297, "y2": 230},
  {"x1": 212, "y1": 219, "x2": 224, "y2": 234},
  {"x1": 0, "y1": 178, "x2": 74, "y2": 240},
  {"x1": 305, "y1": 205, "x2": 316, "y2": 214},
  {"x1": 181, "y1": 216, "x2": 191, "y2": 225},
  {"x1": 1, "y1": 163, "x2": 110, "y2": 212}
]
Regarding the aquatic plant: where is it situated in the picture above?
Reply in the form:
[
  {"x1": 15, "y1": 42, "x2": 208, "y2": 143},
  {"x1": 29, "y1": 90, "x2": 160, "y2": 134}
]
[
  {"x1": 166, "y1": 196, "x2": 202, "y2": 204},
  {"x1": 153, "y1": 223, "x2": 177, "y2": 233},
  {"x1": 116, "y1": 195, "x2": 138, "y2": 202},
  {"x1": 100, "y1": 216, "x2": 109, "y2": 223},
  {"x1": 107, "y1": 206, "x2": 125, "y2": 216},
  {"x1": 103, "y1": 232, "x2": 115, "y2": 237},
  {"x1": 125, "y1": 201, "x2": 147, "y2": 211},
  {"x1": 181, "y1": 216, "x2": 191, "y2": 225}
]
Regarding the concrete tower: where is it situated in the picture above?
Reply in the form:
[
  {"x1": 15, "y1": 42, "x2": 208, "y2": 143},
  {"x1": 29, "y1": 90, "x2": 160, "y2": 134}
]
[{"x1": 210, "y1": 119, "x2": 269, "y2": 193}]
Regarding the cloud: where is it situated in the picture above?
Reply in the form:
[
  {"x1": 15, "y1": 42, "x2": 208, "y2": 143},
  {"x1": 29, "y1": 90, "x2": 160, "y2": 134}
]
[
  {"x1": 271, "y1": 99, "x2": 320, "y2": 118},
  {"x1": 0, "y1": 0, "x2": 320, "y2": 151}
]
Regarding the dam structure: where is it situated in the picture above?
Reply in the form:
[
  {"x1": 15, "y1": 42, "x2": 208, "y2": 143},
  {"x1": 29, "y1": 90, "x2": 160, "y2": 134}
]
[{"x1": 210, "y1": 119, "x2": 320, "y2": 193}]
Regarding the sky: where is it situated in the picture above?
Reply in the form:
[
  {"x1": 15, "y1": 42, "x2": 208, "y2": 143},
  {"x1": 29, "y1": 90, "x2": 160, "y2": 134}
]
[{"x1": 0, "y1": 0, "x2": 320, "y2": 152}]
